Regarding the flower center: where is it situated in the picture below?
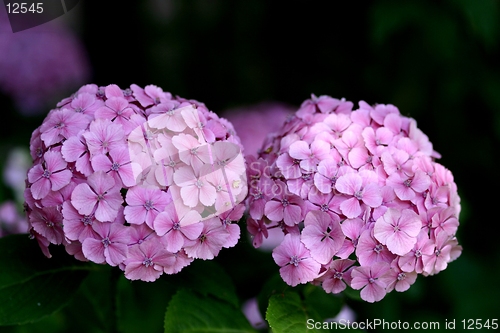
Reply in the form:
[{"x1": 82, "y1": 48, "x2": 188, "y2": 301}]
[
  {"x1": 281, "y1": 198, "x2": 289, "y2": 207},
  {"x1": 102, "y1": 237, "x2": 110, "y2": 247},
  {"x1": 333, "y1": 271, "x2": 343, "y2": 280},
  {"x1": 289, "y1": 255, "x2": 300, "y2": 267},
  {"x1": 252, "y1": 191, "x2": 262, "y2": 200},
  {"x1": 415, "y1": 249, "x2": 422, "y2": 258},
  {"x1": 374, "y1": 244, "x2": 383, "y2": 254},
  {"x1": 143, "y1": 258, "x2": 153, "y2": 267},
  {"x1": 82, "y1": 216, "x2": 92, "y2": 226},
  {"x1": 111, "y1": 162, "x2": 120, "y2": 171},
  {"x1": 354, "y1": 190, "x2": 363, "y2": 200},
  {"x1": 144, "y1": 200, "x2": 154, "y2": 211},
  {"x1": 397, "y1": 273, "x2": 406, "y2": 281},
  {"x1": 42, "y1": 170, "x2": 51, "y2": 178},
  {"x1": 403, "y1": 179, "x2": 412, "y2": 187}
]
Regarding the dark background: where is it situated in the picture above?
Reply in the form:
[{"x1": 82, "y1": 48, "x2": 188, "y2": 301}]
[{"x1": 1, "y1": 0, "x2": 499, "y2": 331}]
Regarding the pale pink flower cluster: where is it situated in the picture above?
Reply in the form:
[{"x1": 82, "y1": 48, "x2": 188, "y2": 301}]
[
  {"x1": 24, "y1": 83, "x2": 247, "y2": 282},
  {"x1": 246, "y1": 94, "x2": 462, "y2": 302}
]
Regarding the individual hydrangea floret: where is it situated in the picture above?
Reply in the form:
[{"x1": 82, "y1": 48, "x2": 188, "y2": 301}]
[
  {"x1": 246, "y1": 94, "x2": 462, "y2": 302},
  {"x1": 24, "y1": 84, "x2": 247, "y2": 282}
]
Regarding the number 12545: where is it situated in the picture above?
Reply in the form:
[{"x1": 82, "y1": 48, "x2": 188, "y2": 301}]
[{"x1": 6, "y1": 3, "x2": 43, "y2": 14}]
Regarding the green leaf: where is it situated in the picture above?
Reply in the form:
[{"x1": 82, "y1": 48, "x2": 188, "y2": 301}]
[
  {"x1": 174, "y1": 260, "x2": 239, "y2": 307},
  {"x1": 164, "y1": 289, "x2": 257, "y2": 333},
  {"x1": 0, "y1": 234, "x2": 90, "y2": 325},
  {"x1": 302, "y1": 284, "x2": 343, "y2": 321},
  {"x1": 117, "y1": 275, "x2": 176, "y2": 333},
  {"x1": 257, "y1": 273, "x2": 289, "y2": 318},
  {"x1": 266, "y1": 291, "x2": 321, "y2": 333}
]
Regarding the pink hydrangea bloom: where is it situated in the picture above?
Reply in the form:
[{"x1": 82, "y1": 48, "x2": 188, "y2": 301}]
[
  {"x1": 23, "y1": 84, "x2": 247, "y2": 282},
  {"x1": 246, "y1": 95, "x2": 462, "y2": 302}
]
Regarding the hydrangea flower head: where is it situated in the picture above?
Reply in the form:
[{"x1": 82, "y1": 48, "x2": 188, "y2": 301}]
[
  {"x1": 24, "y1": 84, "x2": 247, "y2": 282},
  {"x1": 246, "y1": 94, "x2": 462, "y2": 302}
]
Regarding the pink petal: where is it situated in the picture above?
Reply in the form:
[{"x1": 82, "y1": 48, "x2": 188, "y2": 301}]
[
  {"x1": 361, "y1": 184, "x2": 382, "y2": 207},
  {"x1": 30, "y1": 177, "x2": 51, "y2": 200},
  {"x1": 264, "y1": 201, "x2": 284, "y2": 222},
  {"x1": 340, "y1": 197, "x2": 361, "y2": 219},
  {"x1": 348, "y1": 147, "x2": 369, "y2": 169},
  {"x1": 82, "y1": 238, "x2": 105, "y2": 263},
  {"x1": 95, "y1": 194, "x2": 122, "y2": 222},
  {"x1": 105, "y1": 243, "x2": 128, "y2": 266},
  {"x1": 283, "y1": 204, "x2": 302, "y2": 226},
  {"x1": 335, "y1": 173, "x2": 361, "y2": 196},
  {"x1": 164, "y1": 230, "x2": 185, "y2": 253},
  {"x1": 49, "y1": 170, "x2": 72, "y2": 191},
  {"x1": 71, "y1": 183, "x2": 97, "y2": 215},
  {"x1": 180, "y1": 186, "x2": 200, "y2": 208},
  {"x1": 289, "y1": 141, "x2": 310, "y2": 160}
]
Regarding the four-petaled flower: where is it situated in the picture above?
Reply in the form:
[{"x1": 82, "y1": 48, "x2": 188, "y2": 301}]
[
  {"x1": 272, "y1": 234, "x2": 321, "y2": 287},
  {"x1": 71, "y1": 171, "x2": 123, "y2": 222}
]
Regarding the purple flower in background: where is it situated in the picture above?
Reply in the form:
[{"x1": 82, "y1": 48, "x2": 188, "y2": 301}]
[
  {"x1": 0, "y1": 7, "x2": 90, "y2": 115},
  {"x1": 222, "y1": 102, "x2": 294, "y2": 157},
  {"x1": 0, "y1": 201, "x2": 28, "y2": 237}
]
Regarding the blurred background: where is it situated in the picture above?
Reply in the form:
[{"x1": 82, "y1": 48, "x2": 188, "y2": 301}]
[{"x1": 1, "y1": 0, "x2": 499, "y2": 331}]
